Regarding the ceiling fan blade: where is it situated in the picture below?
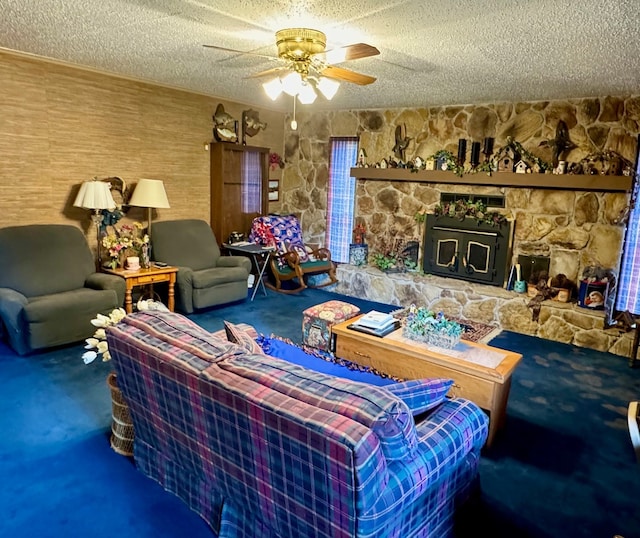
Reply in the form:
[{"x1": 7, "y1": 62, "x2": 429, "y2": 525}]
[
  {"x1": 314, "y1": 43, "x2": 380, "y2": 64},
  {"x1": 203, "y1": 44, "x2": 277, "y2": 61},
  {"x1": 320, "y1": 65, "x2": 377, "y2": 85},
  {"x1": 247, "y1": 66, "x2": 287, "y2": 79}
]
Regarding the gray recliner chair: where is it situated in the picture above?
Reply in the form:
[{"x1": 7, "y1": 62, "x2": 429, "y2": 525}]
[
  {"x1": 0, "y1": 224, "x2": 126, "y2": 355},
  {"x1": 151, "y1": 219, "x2": 251, "y2": 314}
]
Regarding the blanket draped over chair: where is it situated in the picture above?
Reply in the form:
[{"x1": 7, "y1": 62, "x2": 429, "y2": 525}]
[{"x1": 249, "y1": 214, "x2": 337, "y2": 293}]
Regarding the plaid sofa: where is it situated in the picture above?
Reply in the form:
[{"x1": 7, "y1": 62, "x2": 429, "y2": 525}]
[{"x1": 107, "y1": 311, "x2": 489, "y2": 538}]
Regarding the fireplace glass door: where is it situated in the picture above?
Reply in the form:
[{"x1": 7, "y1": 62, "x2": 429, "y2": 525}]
[{"x1": 423, "y1": 215, "x2": 512, "y2": 286}]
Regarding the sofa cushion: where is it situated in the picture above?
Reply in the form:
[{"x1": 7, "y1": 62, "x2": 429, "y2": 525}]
[
  {"x1": 24, "y1": 288, "x2": 118, "y2": 323},
  {"x1": 151, "y1": 219, "x2": 221, "y2": 272},
  {"x1": 109, "y1": 311, "x2": 246, "y2": 373},
  {"x1": 384, "y1": 378, "x2": 453, "y2": 416},
  {"x1": 192, "y1": 266, "x2": 250, "y2": 289},
  {"x1": 223, "y1": 320, "x2": 265, "y2": 355},
  {"x1": 217, "y1": 353, "x2": 418, "y2": 460}
]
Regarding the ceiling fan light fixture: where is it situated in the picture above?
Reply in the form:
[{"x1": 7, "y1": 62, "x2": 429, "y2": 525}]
[
  {"x1": 262, "y1": 78, "x2": 283, "y2": 100},
  {"x1": 281, "y1": 71, "x2": 303, "y2": 96},
  {"x1": 298, "y1": 82, "x2": 317, "y2": 104},
  {"x1": 316, "y1": 77, "x2": 340, "y2": 100}
]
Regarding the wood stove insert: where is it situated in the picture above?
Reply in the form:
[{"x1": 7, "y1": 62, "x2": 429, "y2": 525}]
[{"x1": 423, "y1": 215, "x2": 513, "y2": 287}]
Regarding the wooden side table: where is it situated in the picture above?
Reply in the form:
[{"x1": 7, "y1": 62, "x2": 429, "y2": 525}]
[{"x1": 102, "y1": 265, "x2": 178, "y2": 313}]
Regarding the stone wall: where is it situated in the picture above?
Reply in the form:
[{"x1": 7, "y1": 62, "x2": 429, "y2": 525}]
[
  {"x1": 334, "y1": 264, "x2": 635, "y2": 361},
  {"x1": 280, "y1": 96, "x2": 639, "y2": 286},
  {"x1": 277, "y1": 96, "x2": 639, "y2": 358}
]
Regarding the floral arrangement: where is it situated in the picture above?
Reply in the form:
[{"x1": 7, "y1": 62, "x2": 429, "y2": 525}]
[
  {"x1": 269, "y1": 152, "x2": 285, "y2": 171},
  {"x1": 82, "y1": 308, "x2": 127, "y2": 363},
  {"x1": 102, "y1": 222, "x2": 149, "y2": 268},
  {"x1": 433, "y1": 198, "x2": 507, "y2": 226},
  {"x1": 82, "y1": 300, "x2": 169, "y2": 364},
  {"x1": 403, "y1": 304, "x2": 463, "y2": 349}
]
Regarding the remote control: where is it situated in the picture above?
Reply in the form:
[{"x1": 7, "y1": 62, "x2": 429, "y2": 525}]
[{"x1": 154, "y1": 261, "x2": 168, "y2": 267}]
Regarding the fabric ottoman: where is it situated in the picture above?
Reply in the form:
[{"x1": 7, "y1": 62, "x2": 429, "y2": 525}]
[{"x1": 302, "y1": 300, "x2": 360, "y2": 351}]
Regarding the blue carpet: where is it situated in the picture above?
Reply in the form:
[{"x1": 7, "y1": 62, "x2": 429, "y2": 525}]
[{"x1": 1, "y1": 287, "x2": 639, "y2": 537}]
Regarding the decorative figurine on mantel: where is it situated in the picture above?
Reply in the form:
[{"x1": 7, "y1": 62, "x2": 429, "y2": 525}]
[
  {"x1": 357, "y1": 148, "x2": 368, "y2": 167},
  {"x1": 539, "y1": 119, "x2": 575, "y2": 168},
  {"x1": 393, "y1": 124, "x2": 412, "y2": 161}
]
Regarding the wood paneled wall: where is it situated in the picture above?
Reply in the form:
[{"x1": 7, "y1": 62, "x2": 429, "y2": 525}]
[{"x1": 0, "y1": 50, "x2": 285, "y2": 250}]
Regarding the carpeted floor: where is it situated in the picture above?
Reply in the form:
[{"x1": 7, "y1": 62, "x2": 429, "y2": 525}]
[{"x1": 1, "y1": 287, "x2": 639, "y2": 537}]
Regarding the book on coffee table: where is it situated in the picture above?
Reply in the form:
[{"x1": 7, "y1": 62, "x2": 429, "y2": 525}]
[
  {"x1": 348, "y1": 318, "x2": 400, "y2": 338},
  {"x1": 357, "y1": 310, "x2": 395, "y2": 329}
]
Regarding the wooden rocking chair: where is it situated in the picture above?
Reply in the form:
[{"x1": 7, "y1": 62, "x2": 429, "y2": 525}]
[{"x1": 249, "y1": 215, "x2": 337, "y2": 294}]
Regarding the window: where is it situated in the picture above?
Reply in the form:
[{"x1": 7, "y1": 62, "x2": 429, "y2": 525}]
[
  {"x1": 241, "y1": 150, "x2": 262, "y2": 214},
  {"x1": 326, "y1": 137, "x2": 359, "y2": 263},
  {"x1": 615, "y1": 142, "x2": 640, "y2": 314}
]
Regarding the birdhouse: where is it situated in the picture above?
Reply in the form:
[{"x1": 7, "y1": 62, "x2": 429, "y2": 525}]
[
  {"x1": 357, "y1": 148, "x2": 367, "y2": 167},
  {"x1": 514, "y1": 160, "x2": 530, "y2": 174},
  {"x1": 497, "y1": 146, "x2": 520, "y2": 172}
]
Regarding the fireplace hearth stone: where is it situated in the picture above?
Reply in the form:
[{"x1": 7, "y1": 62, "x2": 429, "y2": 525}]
[{"x1": 333, "y1": 264, "x2": 635, "y2": 360}]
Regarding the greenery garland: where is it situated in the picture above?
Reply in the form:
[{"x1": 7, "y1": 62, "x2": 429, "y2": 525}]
[
  {"x1": 503, "y1": 137, "x2": 552, "y2": 172},
  {"x1": 433, "y1": 199, "x2": 508, "y2": 226}
]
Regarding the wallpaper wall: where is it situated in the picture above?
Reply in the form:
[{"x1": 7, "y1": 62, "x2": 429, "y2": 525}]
[{"x1": 0, "y1": 50, "x2": 285, "y2": 250}]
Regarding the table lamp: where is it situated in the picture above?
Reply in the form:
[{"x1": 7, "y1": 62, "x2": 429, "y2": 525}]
[
  {"x1": 74, "y1": 178, "x2": 117, "y2": 268},
  {"x1": 128, "y1": 178, "x2": 170, "y2": 239}
]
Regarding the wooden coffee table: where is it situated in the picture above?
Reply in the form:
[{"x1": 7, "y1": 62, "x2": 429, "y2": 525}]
[{"x1": 331, "y1": 315, "x2": 522, "y2": 447}]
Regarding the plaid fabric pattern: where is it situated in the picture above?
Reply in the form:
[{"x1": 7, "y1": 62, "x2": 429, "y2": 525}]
[
  {"x1": 384, "y1": 378, "x2": 454, "y2": 415},
  {"x1": 218, "y1": 353, "x2": 418, "y2": 461},
  {"x1": 108, "y1": 311, "x2": 489, "y2": 538},
  {"x1": 223, "y1": 320, "x2": 265, "y2": 355}
]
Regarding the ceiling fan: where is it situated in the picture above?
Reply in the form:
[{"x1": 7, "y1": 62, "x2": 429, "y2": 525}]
[{"x1": 203, "y1": 28, "x2": 379, "y2": 103}]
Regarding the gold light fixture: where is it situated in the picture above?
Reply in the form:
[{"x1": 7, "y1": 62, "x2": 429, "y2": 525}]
[{"x1": 205, "y1": 27, "x2": 378, "y2": 104}]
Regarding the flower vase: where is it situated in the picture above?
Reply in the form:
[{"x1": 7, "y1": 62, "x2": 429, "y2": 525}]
[{"x1": 140, "y1": 244, "x2": 150, "y2": 269}]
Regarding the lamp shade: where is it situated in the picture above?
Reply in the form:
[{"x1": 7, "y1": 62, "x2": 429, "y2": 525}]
[
  {"x1": 129, "y1": 178, "x2": 170, "y2": 209},
  {"x1": 74, "y1": 180, "x2": 116, "y2": 210}
]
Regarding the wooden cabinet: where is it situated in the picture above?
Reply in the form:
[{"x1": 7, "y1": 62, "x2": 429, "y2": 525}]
[{"x1": 210, "y1": 143, "x2": 269, "y2": 245}]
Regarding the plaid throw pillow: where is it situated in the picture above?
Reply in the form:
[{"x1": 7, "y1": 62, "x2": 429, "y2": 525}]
[
  {"x1": 223, "y1": 320, "x2": 265, "y2": 355},
  {"x1": 384, "y1": 378, "x2": 453, "y2": 416}
]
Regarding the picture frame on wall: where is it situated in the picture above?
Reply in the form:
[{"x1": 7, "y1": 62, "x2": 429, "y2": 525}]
[{"x1": 268, "y1": 180, "x2": 279, "y2": 202}]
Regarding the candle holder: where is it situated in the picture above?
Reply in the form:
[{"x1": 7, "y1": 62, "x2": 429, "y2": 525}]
[
  {"x1": 457, "y1": 139, "x2": 467, "y2": 166},
  {"x1": 482, "y1": 137, "x2": 494, "y2": 163},
  {"x1": 470, "y1": 141, "x2": 481, "y2": 167}
]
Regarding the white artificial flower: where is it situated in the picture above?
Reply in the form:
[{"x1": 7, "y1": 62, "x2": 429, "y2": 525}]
[
  {"x1": 82, "y1": 351, "x2": 98, "y2": 364},
  {"x1": 85, "y1": 337, "x2": 100, "y2": 349},
  {"x1": 91, "y1": 313, "x2": 110, "y2": 328},
  {"x1": 83, "y1": 308, "x2": 129, "y2": 365},
  {"x1": 93, "y1": 328, "x2": 106, "y2": 340},
  {"x1": 109, "y1": 308, "x2": 127, "y2": 324}
]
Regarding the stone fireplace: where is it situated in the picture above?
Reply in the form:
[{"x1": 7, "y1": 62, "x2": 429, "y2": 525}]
[{"x1": 277, "y1": 95, "x2": 639, "y2": 359}]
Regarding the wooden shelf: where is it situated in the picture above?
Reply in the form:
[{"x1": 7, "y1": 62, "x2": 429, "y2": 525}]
[{"x1": 350, "y1": 168, "x2": 632, "y2": 192}]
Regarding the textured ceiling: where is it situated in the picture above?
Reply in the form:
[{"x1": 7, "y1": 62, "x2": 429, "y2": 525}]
[{"x1": 1, "y1": 0, "x2": 639, "y2": 112}]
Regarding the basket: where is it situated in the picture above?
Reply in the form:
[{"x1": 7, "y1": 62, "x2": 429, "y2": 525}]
[
  {"x1": 107, "y1": 372, "x2": 134, "y2": 456},
  {"x1": 402, "y1": 326, "x2": 461, "y2": 349}
]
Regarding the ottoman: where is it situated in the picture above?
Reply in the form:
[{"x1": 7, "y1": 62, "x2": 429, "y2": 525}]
[{"x1": 302, "y1": 300, "x2": 360, "y2": 351}]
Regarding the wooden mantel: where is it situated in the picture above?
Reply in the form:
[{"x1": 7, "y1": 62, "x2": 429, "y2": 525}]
[{"x1": 350, "y1": 167, "x2": 632, "y2": 192}]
